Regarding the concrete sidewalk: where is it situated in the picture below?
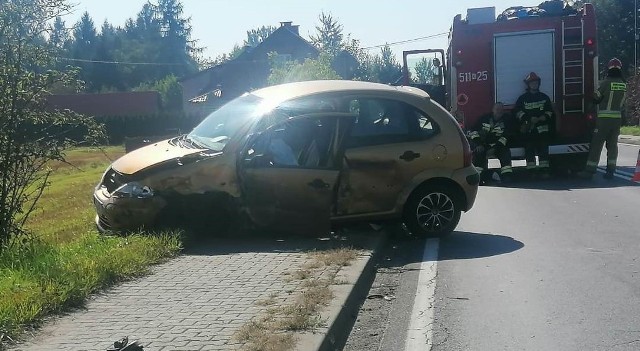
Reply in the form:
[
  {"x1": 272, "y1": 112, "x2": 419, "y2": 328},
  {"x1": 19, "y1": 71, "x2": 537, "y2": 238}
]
[{"x1": 12, "y1": 231, "x2": 386, "y2": 351}]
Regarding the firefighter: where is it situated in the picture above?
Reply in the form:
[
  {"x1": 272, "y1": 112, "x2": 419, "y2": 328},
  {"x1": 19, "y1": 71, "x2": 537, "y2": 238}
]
[
  {"x1": 514, "y1": 72, "x2": 554, "y2": 179},
  {"x1": 578, "y1": 58, "x2": 627, "y2": 179},
  {"x1": 468, "y1": 102, "x2": 513, "y2": 184}
]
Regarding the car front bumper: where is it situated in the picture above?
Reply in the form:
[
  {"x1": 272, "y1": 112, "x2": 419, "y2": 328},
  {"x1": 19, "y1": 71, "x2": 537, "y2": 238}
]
[{"x1": 93, "y1": 187, "x2": 167, "y2": 233}]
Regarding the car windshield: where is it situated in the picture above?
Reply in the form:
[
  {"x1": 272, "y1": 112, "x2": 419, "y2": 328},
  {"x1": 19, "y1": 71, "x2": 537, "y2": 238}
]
[{"x1": 187, "y1": 93, "x2": 264, "y2": 151}]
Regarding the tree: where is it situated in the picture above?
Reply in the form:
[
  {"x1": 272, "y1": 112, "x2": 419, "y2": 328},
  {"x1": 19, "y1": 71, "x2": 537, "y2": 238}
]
[
  {"x1": 93, "y1": 20, "x2": 123, "y2": 91},
  {"x1": 413, "y1": 57, "x2": 436, "y2": 85},
  {"x1": 0, "y1": 0, "x2": 104, "y2": 250},
  {"x1": 374, "y1": 44, "x2": 402, "y2": 84},
  {"x1": 135, "y1": 75, "x2": 183, "y2": 111},
  {"x1": 310, "y1": 12, "x2": 344, "y2": 58},
  {"x1": 156, "y1": 0, "x2": 200, "y2": 77},
  {"x1": 49, "y1": 17, "x2": 70, "y2": 51},
  {"x1": 591, "y1": 0, "x2": 634, "y2": 72},
  {"x1": 71, "y1": 12, "x2": 98, "y2": 89},
  {"x1": 268, "y1": 53, "x2": 340, "y2": 85},
  {"x1": 245, "y1": 25, "x2": 276, "y2": 47}
]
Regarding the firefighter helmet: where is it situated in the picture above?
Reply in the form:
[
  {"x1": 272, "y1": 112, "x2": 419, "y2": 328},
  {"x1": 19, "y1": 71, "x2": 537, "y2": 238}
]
[
  {"x1": 607, "y1": 58, "x2": 622, "y2": 71},
  {"x1": 524, "y1": 72, "x2": 541, "y2": 83}
]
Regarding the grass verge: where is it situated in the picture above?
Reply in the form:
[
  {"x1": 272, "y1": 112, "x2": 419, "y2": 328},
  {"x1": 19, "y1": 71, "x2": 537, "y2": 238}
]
[
  {"x1": 235, "y1": 247, "x2": 360, "y2": 351},
  {"x1": 0, "y1": 146, "x2": 182, "y2": 342},
  {"x1": 621, "y1": 125, "x2": 640, "y2": 136}
]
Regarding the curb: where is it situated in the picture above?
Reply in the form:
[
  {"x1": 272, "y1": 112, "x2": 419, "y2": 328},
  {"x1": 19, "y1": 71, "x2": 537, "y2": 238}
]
[
  {"x1": 619, "y1": 135, "x2": 640, "y2": 146},
  {"x1": 294, "y1": 230, "x2": 389, "y2": 351}
]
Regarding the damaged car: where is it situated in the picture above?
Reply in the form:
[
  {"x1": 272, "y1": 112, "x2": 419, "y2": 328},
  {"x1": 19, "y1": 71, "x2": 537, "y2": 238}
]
[{"x1": 93, "y1": 80, "x2": 479, "y2": 237}]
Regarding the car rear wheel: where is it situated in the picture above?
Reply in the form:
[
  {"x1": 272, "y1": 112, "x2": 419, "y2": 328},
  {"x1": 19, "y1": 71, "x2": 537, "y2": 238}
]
[{"x1": 403, "y1": 186, "x2": 461, "y2": 237}]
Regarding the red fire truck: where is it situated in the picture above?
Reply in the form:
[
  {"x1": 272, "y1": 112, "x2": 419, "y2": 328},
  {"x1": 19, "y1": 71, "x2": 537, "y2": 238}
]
[{"x1": 403, "y1": 2, "x2": 598, "y2": 173}]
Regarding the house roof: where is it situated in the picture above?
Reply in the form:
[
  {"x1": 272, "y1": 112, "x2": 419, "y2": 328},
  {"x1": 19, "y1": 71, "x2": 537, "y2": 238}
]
[
  {"x1": 234, "y1": 23, "x2": 318, "y2": 62},
  {"x1": 180, "y1": 22, "x2": 319, "y2": 86},
  {"x1": 45, "y1": 91, "x2": 161, "y2": 117}
]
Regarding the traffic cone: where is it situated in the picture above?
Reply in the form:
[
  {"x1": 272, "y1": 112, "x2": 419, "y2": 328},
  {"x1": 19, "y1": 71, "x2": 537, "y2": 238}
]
[{"x1": 633, "y1": 149, "x2": 640, "y2": 182}]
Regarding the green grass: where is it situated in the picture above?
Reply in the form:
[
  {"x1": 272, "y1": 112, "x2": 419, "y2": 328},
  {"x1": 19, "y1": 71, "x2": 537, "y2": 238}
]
[
  {"x1": 621, "y1": 125, "x2": 640, "y2": 136},
  {"x1": 0, "y1": 146, "x2": 183, "y2": 339}
]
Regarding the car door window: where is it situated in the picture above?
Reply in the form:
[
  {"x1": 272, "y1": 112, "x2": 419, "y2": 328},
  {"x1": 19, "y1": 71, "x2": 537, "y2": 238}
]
[
  {"x1": 245, "y1": 117, "x2": 337, "y2": 169},
  {"x1": 346, "y1": 98, "x2": 438, "y2": 147}
]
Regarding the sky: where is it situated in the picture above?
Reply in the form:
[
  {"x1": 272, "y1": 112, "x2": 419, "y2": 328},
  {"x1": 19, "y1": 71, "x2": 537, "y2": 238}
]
[{"x1": 63, "y1": 0, "x2": 546, "y2": 61}]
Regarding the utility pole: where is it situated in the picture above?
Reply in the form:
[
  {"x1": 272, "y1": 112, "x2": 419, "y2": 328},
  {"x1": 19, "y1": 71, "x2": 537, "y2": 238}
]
[{"x1": 636, "y1": 0, "x2": 638, "y2": 70}]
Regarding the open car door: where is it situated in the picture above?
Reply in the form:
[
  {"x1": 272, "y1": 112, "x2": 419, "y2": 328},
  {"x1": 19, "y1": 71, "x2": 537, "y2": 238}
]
[{"x1": 238, "y1": 114, "x2": 351, "y2": 235}]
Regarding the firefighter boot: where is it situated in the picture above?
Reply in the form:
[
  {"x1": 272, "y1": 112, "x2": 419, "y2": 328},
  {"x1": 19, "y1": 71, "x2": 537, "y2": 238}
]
[{"x1": 603, "y1": 170, "x2": 615, "y2": 180}]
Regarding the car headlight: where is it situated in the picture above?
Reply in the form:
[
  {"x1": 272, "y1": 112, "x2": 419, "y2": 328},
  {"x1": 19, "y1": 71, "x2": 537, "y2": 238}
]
[{"x1": 112, "y1": 182, "x2": 154, "y2": 199}]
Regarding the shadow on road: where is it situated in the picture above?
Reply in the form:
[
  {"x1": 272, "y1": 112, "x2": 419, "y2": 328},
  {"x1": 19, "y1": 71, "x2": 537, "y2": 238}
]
[
  {"x1": 438, "y1": 231, "x2": 524, "y2": 261},
  {"x1": 180, "y1": 224, "x2": 380, "y2": 256},
  {"x1": 484, "y1": 176, "x2": 637, "y2": 190}
]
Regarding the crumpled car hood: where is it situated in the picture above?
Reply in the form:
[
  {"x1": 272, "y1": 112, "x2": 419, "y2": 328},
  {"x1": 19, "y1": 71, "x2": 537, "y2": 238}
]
[{"x1": 112, "y1": 139, "x2": 207, "y2": 175}]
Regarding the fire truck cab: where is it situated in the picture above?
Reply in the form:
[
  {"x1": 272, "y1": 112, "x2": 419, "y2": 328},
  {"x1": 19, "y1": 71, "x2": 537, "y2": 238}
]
[{"x1": 402, "y1": 2, "x2": 598, "y2": 173}]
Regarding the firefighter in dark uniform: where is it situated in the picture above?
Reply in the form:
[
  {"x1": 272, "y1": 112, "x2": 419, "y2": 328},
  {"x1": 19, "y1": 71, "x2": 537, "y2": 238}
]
[
  {"x1": 579, "y1": 58, "x2": 627, "y2": 179},
  {"x1": 514, "y1": 72, "x2": 554, "y2": 178},
  {"x1": 468, "y1": 102, "x2": 513, "y2": 184}
]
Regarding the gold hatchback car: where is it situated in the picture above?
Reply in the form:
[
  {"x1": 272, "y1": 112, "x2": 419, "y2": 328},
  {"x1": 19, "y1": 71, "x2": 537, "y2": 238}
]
[{"x1": 93, "y1": 80, "x2": 479, "y2": 237}]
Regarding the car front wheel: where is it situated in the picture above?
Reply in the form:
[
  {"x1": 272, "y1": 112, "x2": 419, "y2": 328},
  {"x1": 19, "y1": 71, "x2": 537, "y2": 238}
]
[{"x1": 403, "y1": 185, "x2": 462, "y2": 237}]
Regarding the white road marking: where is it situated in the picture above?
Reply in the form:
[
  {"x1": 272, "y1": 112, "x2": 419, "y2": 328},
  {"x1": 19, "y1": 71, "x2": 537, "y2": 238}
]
[
  {"x1": 596, "y1": 167, "x2": 633, "y2": 181},
  {"x1": 404, "y1": 238, "x2": 440, "y2": 351}
]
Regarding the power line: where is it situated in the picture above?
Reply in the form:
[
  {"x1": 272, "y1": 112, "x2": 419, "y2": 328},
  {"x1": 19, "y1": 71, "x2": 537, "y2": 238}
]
[
  {"x1": 361, "y1": 32, "x2": 449, "y2": 50},
  {"x1": 55, "y1": 32, "x2": 450, "y2": 66},
  {"x1": 55, "y1": 57, "x2": 186, "y2": 66}
]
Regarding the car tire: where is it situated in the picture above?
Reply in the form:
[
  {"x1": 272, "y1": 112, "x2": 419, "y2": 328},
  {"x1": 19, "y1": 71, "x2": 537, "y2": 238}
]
[{"x1": 403, "y1": 185, "x2": 462, "y2": 238}]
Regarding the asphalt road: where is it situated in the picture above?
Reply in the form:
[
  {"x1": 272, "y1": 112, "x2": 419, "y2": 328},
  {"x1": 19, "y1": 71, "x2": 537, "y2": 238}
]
[{"x1": 345, "y1": 142, "x2": 640, "y2": 351}]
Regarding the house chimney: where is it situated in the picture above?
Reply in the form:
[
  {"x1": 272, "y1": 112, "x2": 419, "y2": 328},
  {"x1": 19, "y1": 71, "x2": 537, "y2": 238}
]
[{"x1": 280, "y1": 21, "x2": 299, "y2": 35}]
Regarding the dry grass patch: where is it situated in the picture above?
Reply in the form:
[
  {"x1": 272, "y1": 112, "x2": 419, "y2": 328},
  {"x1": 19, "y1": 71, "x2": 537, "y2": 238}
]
[
  {"x1": 310, "y1": 247, "x2": 359, "y2": 267},
  {"x1": 234, "y1": 247, "x2": 360, "y2": 351}
]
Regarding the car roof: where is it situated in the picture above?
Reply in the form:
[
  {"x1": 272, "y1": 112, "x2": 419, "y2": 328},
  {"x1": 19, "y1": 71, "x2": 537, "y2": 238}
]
[{"x1": 250, "y1": 80, "x2": 431, "y2": 103}]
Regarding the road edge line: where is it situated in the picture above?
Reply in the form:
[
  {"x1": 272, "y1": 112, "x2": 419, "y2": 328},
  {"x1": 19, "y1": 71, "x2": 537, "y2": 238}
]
[{"x1": 404, "y1": 238, "x2": 440, "y2": 351}]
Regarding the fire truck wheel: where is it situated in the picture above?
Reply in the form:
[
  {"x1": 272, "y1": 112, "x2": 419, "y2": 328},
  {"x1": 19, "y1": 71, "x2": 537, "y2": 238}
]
[{"x1": 403, "y1": 185, "x2": 462, "y2": 237}]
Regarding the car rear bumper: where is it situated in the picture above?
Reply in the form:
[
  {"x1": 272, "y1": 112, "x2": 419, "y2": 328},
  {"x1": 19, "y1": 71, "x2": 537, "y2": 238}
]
[{"x1": 452, "y1": 165, "x2": 479, "y2": 211}]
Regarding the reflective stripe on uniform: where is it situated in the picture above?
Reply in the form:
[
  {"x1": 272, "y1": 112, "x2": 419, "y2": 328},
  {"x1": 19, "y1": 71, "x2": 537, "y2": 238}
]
[
  {"x1": 537, "y1": 125, "x2": 549, "y2": 133},
  {"x1": 598, "y1": 110, "x2": 622, "y2": 118},
  {"x1": 517, "y1": 111, "x2": 525, "y2": 119},
  {"x1": 501, "y1": 166, "x2": 513, "y2": 174},
  {"x1": 526, "y1": 162, "x2": 537, "y2": 169},
  {"x1": 539, "y1": 160, "x2": 550, "y2": 168},
  {"x1": 469, "y1": 131, "x2": 480, "y2": 139},
  {"x1": 499, "y1": 137, "x2": 507, "y2": 145},
  {"x1": 610, "y1": 82, "x2": 627, "y2": 91},
  {"x1": 607, "y1": 159, "x2": 617, "y2": 166}
]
